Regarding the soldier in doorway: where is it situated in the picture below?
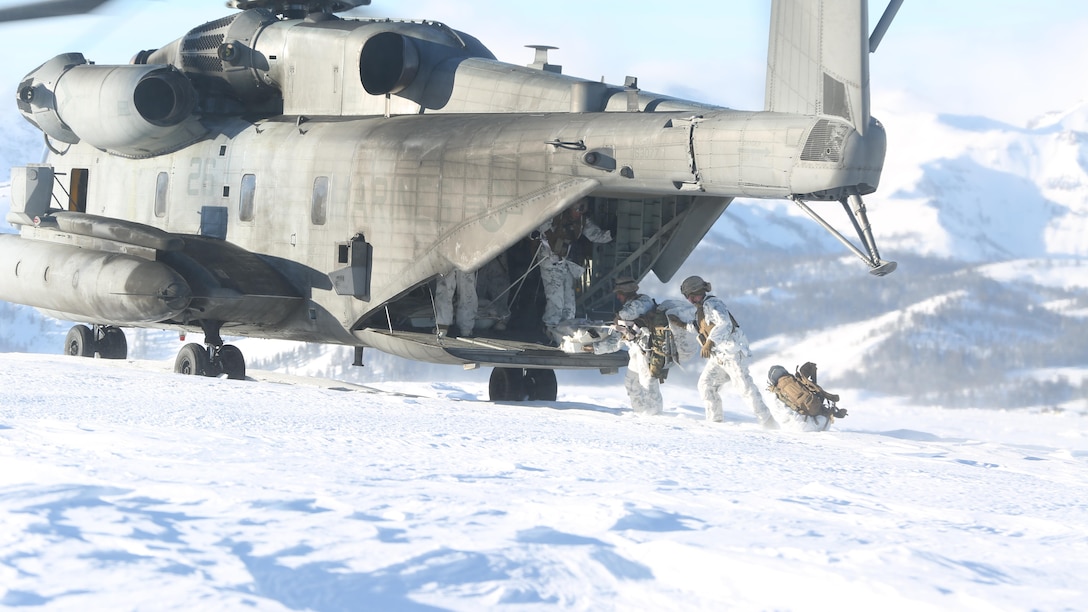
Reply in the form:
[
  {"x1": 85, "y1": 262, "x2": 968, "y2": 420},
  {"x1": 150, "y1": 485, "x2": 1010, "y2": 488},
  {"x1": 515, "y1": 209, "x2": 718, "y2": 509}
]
[
  {"x1": 476, "y1": 253, "x2": 512, "y2": 331},
  {"x1": 534, "y1": 198, "x2": 612, "y2": 342},
  {"x1": 434, "y1": 269, "x2": 477, "y2": 338}
]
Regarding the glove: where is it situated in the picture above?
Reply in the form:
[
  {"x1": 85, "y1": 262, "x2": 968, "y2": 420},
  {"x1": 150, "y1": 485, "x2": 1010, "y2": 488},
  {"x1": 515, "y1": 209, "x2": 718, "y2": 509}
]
[
  {"x1": 700, "y1": 340, "x2": 715, "y2": 359},
  {"x1": 582, "y1": 345, "x2": 595, "y2": 353}
]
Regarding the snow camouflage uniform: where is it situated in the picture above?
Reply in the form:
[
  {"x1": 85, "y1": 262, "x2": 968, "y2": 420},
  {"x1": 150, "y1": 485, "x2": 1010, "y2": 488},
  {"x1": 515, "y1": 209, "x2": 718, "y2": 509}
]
[
  {"x1": 434, "y1": 269, "x2": 478, "y2": 337},
  {"x1": 592, "y1": 293, "x2": 663, "y2": 416},
  {"x1": 536, "y1": 207, "x2": 612, "y2": 329},
  {"x1": 691, "y1": 295, "x2": 777, "y2": 427}
]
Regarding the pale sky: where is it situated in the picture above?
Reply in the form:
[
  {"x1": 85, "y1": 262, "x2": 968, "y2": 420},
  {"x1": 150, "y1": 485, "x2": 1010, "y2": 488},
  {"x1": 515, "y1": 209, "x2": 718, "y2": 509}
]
[{"x1": 1, "y1": 0, "x2": 1085, "y2": 126}]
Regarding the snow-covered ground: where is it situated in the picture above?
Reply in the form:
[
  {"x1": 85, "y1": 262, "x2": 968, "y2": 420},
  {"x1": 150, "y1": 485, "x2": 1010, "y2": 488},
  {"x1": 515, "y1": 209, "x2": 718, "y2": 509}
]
[{"x1": 2, "y1": 352, "x2": 1086, "y2": 611}]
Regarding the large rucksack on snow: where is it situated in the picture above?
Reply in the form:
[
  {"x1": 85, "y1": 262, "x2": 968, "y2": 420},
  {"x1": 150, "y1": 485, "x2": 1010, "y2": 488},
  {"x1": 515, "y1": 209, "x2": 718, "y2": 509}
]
[{"x1": 767, "y1": 362, "x2": 847, "y2": 422}]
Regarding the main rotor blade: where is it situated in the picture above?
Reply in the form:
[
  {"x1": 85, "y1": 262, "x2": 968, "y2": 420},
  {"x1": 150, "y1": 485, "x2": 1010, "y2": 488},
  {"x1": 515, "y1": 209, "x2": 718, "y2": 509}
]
[
  {"x1": 869, "y1": 0, "x2": 905, "y2": 53},
  {"x1": 227, "y1": 0, "x2": 370, "y2": 12},
  {"x1": 0, "y1": 0, "x2": 110, "y2": 22}
]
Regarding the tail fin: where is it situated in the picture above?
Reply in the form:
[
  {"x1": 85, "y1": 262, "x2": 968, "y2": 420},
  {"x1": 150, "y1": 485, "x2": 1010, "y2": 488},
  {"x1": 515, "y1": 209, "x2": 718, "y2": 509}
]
[{"x1": 765, "y1": 0, "x2": 871, "y2": 134}]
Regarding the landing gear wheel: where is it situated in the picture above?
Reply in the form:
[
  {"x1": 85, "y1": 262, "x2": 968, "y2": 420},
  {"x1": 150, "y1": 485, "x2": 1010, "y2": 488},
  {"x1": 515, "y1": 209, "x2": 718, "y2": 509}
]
[
  {"x1": 64, "y1": 325, "x2": 95, "y2": 357},
  {"x1": 217, "y1": 344, "x2": 246, "y2": 380},
  {"x1": 98, "y1": 327, "x2": 128, "y2": 360},
  {"x1": 523, "y1": 368, "x2": 557, "y2": 401},
  {"x1": 174, "y1": 343, "x2": 210, "y2": 376},
  {"x1": 489, "y1": 367, "x2": 526, "y2": 402}
]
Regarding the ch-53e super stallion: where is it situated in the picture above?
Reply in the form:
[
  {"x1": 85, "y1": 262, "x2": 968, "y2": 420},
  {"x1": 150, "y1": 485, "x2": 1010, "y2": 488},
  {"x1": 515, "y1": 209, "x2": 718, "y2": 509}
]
[{"x1": 0, "y1": 0, "x2": 901, "y2": 401}]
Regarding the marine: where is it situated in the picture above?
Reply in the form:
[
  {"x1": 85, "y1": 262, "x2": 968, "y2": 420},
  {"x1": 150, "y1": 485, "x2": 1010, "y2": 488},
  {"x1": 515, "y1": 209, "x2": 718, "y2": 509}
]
[
  {"x1": 677, "y1": 275, "x2": 778, "y2": 428},
  {"x1": 588, "y1": 276, "x2": 664, "y2": 416}
]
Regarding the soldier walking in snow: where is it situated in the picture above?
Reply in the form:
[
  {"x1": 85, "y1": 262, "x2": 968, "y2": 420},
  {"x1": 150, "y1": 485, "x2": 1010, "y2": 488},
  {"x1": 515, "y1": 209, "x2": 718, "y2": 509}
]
[
  {"x1": 589, "y1": 276, "x2": 663, "y2": 416},
  {"x1": 677, "y1": 275, "x2": 777, "y2": 428}
]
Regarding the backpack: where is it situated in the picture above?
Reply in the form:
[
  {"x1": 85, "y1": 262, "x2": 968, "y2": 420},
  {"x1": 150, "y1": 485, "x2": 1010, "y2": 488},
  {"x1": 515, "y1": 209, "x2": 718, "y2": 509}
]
[
  {"x1": 767, "y1": 362, "x2": 847, "y2": 422},
  {"x1": 633, "y1": 302, "x2": 678, "y2": 383}
]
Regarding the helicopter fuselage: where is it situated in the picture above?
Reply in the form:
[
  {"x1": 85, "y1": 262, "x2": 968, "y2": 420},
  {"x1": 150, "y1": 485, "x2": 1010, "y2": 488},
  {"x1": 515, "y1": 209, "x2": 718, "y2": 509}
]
[
  {"x1": 22, "y1": 104, "x2": 883, "y2": 347},
  {"x1": 1, "y1": 2, "x2": 894, "y2": 378}
]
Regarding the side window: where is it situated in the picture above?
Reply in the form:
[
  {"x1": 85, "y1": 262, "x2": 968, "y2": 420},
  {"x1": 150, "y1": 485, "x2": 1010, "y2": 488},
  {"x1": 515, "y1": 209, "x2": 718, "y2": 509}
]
[
  {"x1": 311, "y1": 176, "x2": 329, "y2": 225},
  {"x1": 239, "y1": 173, "x2": 256, "y2": 222},
  {"x1": 154, "y1": 172, "x2": 168, "y2": 218}
]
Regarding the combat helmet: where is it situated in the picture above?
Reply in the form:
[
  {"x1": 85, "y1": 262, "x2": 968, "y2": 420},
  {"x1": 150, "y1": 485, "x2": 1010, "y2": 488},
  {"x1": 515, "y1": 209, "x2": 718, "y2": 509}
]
[
  {"x1": 768, "y1": 365, "x2": 790, "y2": 385},
  {"x1": 680, "y1": 275, "x2": 711, "y2": 296}
]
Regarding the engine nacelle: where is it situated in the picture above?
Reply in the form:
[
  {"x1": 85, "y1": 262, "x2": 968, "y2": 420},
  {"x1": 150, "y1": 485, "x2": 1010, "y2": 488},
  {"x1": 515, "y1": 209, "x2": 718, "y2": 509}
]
[
  {"x1": 16, "y1": 53, "x2": 206, "y2": 158},
  {"x1": 250, "y1": 18, "x2": 432, "y2": 115},
  {"x1": 144, "y1": 8, "x2": 281, "y2": 108},
  {"x1": 359, "y1": 31, "x2": 420, "y2": 95},
  {"x1": 141, "y1": 11, "x2": 489, "y2": 117}
]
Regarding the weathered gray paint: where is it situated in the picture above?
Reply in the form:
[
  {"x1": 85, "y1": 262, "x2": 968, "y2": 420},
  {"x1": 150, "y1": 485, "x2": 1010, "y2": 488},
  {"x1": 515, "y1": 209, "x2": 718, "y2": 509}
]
[{"x1": 1, "y1": 0, "x2": 894, "y2": 367}]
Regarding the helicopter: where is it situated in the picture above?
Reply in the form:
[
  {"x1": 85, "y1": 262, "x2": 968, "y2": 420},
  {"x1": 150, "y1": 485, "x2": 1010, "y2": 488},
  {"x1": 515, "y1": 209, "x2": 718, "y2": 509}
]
[{"x1": 0, "y1": 0, "x2": 901, "y2": 401}]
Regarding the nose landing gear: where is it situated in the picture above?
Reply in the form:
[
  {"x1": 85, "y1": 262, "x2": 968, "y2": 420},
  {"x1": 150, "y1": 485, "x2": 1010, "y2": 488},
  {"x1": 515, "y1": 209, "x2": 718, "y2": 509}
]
[{"x1": 63, "y1": 324, "x2": 128, "y2": 359}]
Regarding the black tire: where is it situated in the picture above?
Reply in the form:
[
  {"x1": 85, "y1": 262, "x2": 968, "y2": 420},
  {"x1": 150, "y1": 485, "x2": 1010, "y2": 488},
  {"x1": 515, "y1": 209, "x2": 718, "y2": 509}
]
[
  {"x1": 174, "y1": 343, "x2": 210, "y2": 376},
  {"x1": 64, "y1": 325, "x2": 95, "y2": 357},
  {"x1": 98, "y1": 327, "x2": 128, "y2": 360},
  {"x1": 217, "y1": 344, "x2": 246, "y2": 380},
  {"x1": 489, "y1": 367, "x2": 526, "y2": 402},
  {"x1": 523, "y1": 368, "x2": 558, "y2": 401}
]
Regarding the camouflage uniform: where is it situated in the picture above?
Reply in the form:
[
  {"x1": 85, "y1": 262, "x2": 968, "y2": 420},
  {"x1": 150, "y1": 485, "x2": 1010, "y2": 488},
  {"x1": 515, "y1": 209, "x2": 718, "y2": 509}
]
[
  {"x1": 693, "y1": 295, "x2": 776, "y2": 427},
  {"x1": 593, "y1": 293, "x2": 663, "y2": 416},
  {"x1": 435, "y1": 269, "x2": 478, "y2": 337},
  {"x1": 536, "y1": 209, "x2": 611, "y2": 328}
]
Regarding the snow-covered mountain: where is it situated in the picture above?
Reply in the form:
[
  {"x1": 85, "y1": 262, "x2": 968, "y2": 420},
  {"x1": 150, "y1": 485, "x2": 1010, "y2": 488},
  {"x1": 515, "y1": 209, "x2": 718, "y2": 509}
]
[
  {"x1": 2, "y1": 102, "x2": 1086, "y2": 410},
  {"x1": 631, "y1": 102, "x2": 1088, "y2": 409}
]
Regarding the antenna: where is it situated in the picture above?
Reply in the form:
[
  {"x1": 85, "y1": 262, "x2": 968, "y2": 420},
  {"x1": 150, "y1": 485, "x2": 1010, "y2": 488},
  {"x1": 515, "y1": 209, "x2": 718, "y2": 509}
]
[
  {"x1": 526, "y1": 45, "x2": 561, "y2": 74},
  {"x1": 869, "y1": 0, "x2": 905, "y2": 53}
]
